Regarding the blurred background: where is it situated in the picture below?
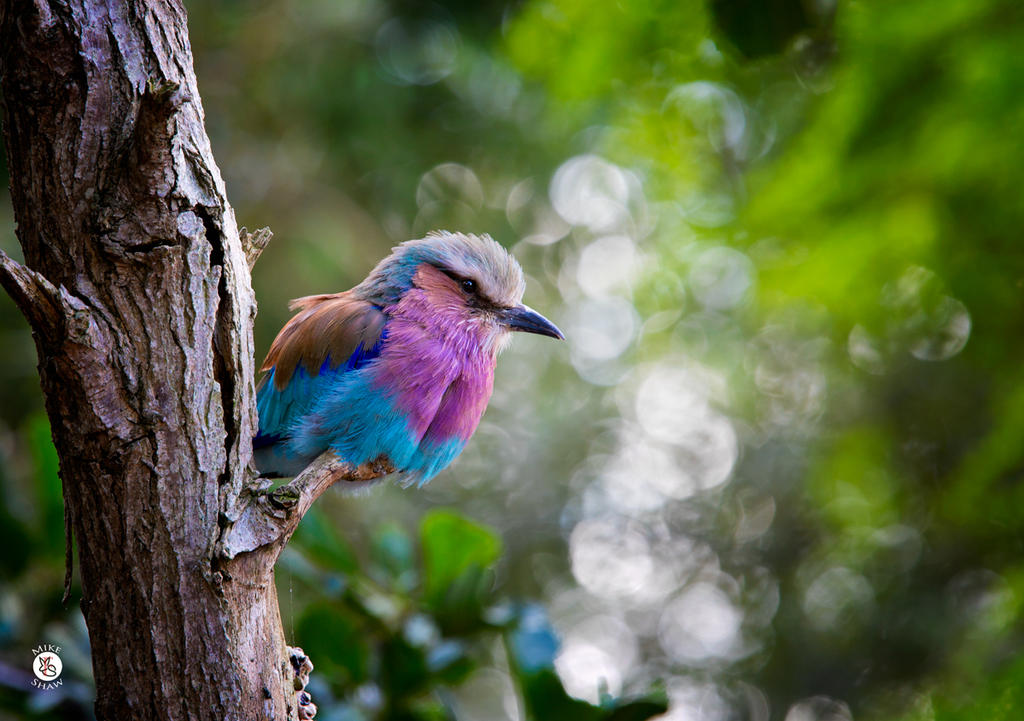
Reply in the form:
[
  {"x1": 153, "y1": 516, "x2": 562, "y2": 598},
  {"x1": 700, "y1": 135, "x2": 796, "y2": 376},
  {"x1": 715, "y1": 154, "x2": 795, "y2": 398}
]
[{"x1": 3, "y1": 0, "x2": 1024, "y2": 719}]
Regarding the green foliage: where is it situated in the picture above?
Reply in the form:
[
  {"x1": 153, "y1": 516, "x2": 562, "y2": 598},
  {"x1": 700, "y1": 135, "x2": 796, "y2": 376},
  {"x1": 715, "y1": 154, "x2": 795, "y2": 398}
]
[
  {"x1": 299, "y1": 603, "x2": 371, "y2": 685},
  {"x1": 281, "y1": 507, "x2": 664, "y2": 720},
  {"x1": 294, "y1": 506, "x2": 361, "y2": 574},
  {"x1": 496, "y1": 0, "x2": 1024, "y2": 716},
  {"x1": 420, "y1": 509, "x2": 501, "y2": 618}
]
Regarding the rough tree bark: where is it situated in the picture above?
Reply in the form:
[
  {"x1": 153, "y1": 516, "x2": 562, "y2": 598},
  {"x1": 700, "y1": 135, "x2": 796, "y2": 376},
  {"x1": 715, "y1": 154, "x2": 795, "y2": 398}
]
[{"x1": 0, "y1": 1, "x2": 382, "y2": 718}]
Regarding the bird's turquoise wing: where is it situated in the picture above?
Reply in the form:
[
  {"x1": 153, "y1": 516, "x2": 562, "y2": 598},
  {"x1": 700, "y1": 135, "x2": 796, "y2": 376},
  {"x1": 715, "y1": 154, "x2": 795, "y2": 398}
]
[{"x1": 253, "y1": 293, "x2": 387, "y2": 476}]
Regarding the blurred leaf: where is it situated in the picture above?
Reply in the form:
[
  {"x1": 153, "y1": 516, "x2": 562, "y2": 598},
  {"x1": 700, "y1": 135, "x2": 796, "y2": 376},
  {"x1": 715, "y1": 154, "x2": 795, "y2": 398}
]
[
  {"x1": 297, "y1": 603, "x2": 370, "y2": 685},
  {"x1": 293, "y1": 506, "x2": 360, "y2": 574},
  {"x1": 419, "y1": 509, "x2": 501, "y2": 609},
  {"x1": 604, "y1": 699, "x2": 671, "y2": 721},
  {"x1": 433, "y1": 565, "x2": 497, "y2": 633},
  {"x1": 379, "y1": 636, "x2": 430, "y2": 700},
  {"x1": 520, "y1": 669, "x2": 602, "y2": 721},
  {"x1": 711, "y1": 0, "x2": 814, "y2": 58}
]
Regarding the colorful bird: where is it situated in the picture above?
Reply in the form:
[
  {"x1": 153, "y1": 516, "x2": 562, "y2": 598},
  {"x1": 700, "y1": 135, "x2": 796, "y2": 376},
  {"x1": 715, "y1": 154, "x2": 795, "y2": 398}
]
[{"x1": 253, "y1": 231, "x2": 564, "y2": 485}]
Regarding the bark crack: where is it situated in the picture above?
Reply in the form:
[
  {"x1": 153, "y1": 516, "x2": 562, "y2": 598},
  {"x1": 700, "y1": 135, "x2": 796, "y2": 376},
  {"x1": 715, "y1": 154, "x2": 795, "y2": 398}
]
[{"x1": 197, "y1": 205, "x2": 236, "y2": 485}]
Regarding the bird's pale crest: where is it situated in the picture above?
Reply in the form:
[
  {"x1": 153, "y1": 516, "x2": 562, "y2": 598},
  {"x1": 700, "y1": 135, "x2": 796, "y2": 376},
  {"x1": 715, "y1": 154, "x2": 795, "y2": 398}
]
[{"x1": 355, "y1": 231, "x2": 526, "y2": 307}]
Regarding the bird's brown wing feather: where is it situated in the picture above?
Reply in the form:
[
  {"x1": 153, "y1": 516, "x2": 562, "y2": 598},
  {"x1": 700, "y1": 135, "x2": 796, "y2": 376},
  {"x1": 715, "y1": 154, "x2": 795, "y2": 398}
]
[{"x1": 260, "y1": 292, "x2": 387, "y2": 390}]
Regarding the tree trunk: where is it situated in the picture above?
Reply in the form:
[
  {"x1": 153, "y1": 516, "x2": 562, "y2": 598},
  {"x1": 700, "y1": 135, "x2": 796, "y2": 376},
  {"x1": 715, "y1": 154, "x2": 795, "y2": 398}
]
[{"x1": 0, "y1": 0, "x2": 328, "y2": 718}]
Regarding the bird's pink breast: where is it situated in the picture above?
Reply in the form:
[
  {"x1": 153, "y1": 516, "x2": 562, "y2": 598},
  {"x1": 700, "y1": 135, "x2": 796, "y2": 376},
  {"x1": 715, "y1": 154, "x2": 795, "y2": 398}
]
[{"x1": 373, "y1": 282, "x2": 497, "y2": 445}]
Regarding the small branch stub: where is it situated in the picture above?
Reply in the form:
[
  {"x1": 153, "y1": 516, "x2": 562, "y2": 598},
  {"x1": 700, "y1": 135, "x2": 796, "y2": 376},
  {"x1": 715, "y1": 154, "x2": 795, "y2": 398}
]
[
  {"x1": 0, "y1": 249, "x2": 92, "y2": 341},
  {"x1": 240, "y1": 226, "x2": 273, "y2": 270}
]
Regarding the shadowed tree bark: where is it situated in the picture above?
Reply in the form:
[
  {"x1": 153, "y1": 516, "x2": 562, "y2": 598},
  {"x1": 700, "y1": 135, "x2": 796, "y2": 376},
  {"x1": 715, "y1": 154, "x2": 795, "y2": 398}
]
[{"x1": 0, "y1": 1, "x2": 381, "y2": 718}]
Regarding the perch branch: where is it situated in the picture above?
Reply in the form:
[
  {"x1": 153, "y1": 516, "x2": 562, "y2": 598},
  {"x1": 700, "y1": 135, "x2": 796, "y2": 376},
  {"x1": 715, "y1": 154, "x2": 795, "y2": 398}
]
[{"x1": 218, "y1": 451, "x2": 394, "y2": 561}]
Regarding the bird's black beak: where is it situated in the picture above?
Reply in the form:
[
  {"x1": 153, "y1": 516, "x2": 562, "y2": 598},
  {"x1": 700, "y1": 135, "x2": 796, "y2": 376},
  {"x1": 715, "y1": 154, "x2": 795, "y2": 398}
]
[{"x1": 500, "y1": 304, "x2": 565, "y2": 340}]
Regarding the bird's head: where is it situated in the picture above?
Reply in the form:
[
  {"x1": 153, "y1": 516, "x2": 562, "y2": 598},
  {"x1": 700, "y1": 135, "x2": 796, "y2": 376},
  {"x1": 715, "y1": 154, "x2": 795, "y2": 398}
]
[{"x1": 355, "y1": 231, "x2": 563, "y2": 351}]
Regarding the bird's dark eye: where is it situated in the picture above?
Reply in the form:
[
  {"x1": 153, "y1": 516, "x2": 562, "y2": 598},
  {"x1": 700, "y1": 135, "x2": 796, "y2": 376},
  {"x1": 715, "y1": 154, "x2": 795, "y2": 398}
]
[{"x1": 461, "y1": 278, "x2": 477, "y2": 294}]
